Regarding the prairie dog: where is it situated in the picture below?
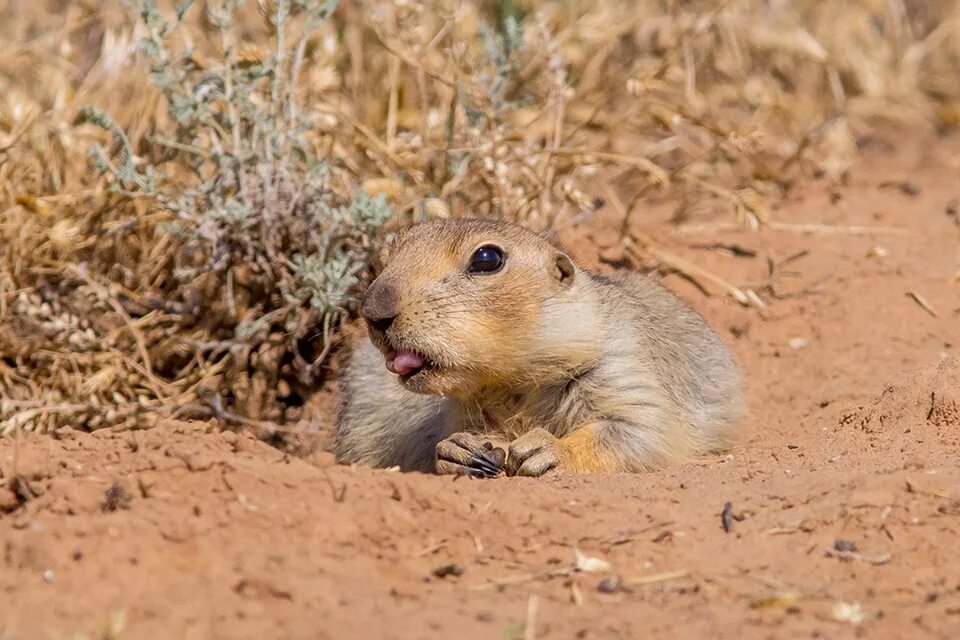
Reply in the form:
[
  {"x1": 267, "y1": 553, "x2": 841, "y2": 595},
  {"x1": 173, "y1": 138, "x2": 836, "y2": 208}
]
[{"x1": 334, "y1": 219, "x2": 743, "y2": 477}]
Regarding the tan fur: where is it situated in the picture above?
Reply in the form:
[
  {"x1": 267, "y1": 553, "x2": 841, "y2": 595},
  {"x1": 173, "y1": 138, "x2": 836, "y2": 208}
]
[
  {"x1": 557, "y1": 426, "x2": 619, "y2": 472},
  {"x1": 334, "y1": 218, "x2": 744, "y2": 474}
]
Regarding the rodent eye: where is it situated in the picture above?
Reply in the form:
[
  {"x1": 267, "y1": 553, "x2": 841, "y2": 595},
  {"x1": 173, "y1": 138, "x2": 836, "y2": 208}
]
[{"x1": 467, "y1": 245, "x2": 505, "y2": 274}]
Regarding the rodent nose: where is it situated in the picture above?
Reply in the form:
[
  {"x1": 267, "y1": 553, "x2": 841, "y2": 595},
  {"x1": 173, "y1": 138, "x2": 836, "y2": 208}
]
[
  {"x1": 368, "y1": 315, "x2": 395, "y2": 333},
  {"x1": 360, "y1": 280, "x2": 399, "y2": 333}
]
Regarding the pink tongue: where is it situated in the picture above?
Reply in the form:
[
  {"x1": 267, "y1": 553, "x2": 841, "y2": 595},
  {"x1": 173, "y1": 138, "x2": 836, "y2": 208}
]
[{"x1": 386, "y1": 350, "x2": 425, "y2": 376}]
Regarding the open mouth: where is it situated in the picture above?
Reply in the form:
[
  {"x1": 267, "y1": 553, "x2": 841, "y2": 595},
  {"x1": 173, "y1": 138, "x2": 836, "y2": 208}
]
[{"x1": 385, "y1": 348, "x2": 436, "y2": 380}]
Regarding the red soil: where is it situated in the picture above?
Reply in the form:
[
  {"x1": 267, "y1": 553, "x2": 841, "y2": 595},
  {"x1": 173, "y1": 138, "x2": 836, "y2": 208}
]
[{"x1": 2, "y1": 134, "x2": 959, "y2": 639}]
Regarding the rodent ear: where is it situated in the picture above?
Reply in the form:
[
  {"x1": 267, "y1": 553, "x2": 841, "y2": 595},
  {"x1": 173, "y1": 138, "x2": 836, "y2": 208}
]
[{"x1": 553, "y1": 253, "x2": 575, "y2": 285}]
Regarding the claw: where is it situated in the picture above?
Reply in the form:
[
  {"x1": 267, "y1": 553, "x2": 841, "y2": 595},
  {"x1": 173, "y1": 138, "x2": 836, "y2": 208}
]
[
  {"x1": 435, "y1": 432, "x2": 507, "y2": 478},
  {"x1": 506, "y1": 427, "x2": 563, "y2": 477},
  {"x1": 469, "y1": 449, "x2": 506, "y2": 477}
]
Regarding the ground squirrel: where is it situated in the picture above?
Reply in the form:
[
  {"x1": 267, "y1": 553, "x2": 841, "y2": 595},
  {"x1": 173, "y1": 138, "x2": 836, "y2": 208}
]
[{"x1": 334, "y1": 218, "x2": 743, "y2": 477}]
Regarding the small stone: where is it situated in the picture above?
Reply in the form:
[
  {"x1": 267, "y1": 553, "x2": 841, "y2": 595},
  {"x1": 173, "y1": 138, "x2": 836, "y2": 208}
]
[
  {"x1": 831, "y1": 601, "x2": 868, "y2": 625},
  {"x1": 102, "y1": 483, "x2": 133, "y2": 512},
  {"x1": 574, "y1": 549, "x2": 611, "y2": 573},
  {"x1": 431, "y1": 564, "x2": 464, "y2": 579},
  {"x1": 0, "y1": 488, "x2": 19, "y2": 513},
  {"x1": 597, "y1": 575, "x2": 623, "y2": 593},
  {"x1": 834, "y1": 538, "x2": 858, "y2": 553},
  {"x1": 788, "y1": 337, "x2": 808, "y2": 350}
]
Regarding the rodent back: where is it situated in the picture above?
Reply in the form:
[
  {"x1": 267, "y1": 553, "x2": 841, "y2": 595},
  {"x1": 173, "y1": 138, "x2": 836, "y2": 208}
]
[{"x1": 588, "y1": 271, "x2": 744, "y2": 452}]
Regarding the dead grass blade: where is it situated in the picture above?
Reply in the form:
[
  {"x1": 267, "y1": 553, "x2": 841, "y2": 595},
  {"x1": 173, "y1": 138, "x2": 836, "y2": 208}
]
[
  {"x1": 906, "y1": 291, "x2": 939, "y2": 317},
  {"x1": 625, "y1": 234, "x2": 763, "y2": 308}
]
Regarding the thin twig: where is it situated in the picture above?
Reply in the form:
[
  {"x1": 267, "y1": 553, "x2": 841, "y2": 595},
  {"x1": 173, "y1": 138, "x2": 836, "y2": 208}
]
[
  {"x1": 906, "y1": 291, "x2": 938, "y2": 317},
  {"x1": 469, "y1": 567, "x2": 574, "y2": 591},
  {"x1": 625, "y1": 234, "x2": 762, "y2": 307},
  {"x1": 525, "y1": 594, "x2": 539, "y2": 640},
  {"x1": 624, "y1": 569, "x2": 690, "y2": 586}
]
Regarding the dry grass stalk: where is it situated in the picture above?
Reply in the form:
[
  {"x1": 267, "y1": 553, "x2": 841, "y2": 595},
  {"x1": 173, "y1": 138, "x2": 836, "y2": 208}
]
[
  {"x1": 623, "y1": 569, "x2": 690, "y2": 586},
  {"x1": 906, "y1": 291, "x2": 939, "y2": 317}
]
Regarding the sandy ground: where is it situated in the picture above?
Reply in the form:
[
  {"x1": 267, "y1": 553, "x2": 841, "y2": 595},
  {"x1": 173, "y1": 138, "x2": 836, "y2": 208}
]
[{"x1": 2, "y1": 134, "x2": 960, "y2": 640}]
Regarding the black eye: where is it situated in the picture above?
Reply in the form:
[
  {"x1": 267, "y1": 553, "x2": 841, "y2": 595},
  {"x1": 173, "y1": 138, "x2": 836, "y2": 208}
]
[{"x1": 467, "y1": 245, "x2": 505, "y2": 274}]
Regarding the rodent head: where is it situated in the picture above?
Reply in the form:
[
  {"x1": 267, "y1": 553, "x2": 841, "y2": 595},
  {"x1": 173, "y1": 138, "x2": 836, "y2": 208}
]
[{"x1": 359, "y1": 218, "x2": 602, "y2": 398}]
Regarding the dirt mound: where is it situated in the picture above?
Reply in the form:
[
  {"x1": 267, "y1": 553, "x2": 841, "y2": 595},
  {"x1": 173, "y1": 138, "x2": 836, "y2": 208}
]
[
  {"x1": 4, "y1": 136, "x2": 960, "y2": 639},
  {"x1": 840, "y1": 356, "x2": 960, "y2": 433}
]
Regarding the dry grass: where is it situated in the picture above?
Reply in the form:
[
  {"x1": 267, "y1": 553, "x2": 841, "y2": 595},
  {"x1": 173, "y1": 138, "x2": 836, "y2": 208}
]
[{"x1": 1, "y1": 0, "x2": 959, "y2": 435}]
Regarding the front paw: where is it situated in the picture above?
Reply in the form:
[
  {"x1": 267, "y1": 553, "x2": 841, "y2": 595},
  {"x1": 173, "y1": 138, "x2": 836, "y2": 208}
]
[
  {"x1": 435, "y1": 432, "x2": 507, "y2": 478},
  {"x1": 506, "y1": 427, "x2": 564, "y2": 477}
]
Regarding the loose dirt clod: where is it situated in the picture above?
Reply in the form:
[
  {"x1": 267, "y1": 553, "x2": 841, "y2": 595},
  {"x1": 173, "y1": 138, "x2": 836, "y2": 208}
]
[
  {"x1": 0, "y1": 488, "x2": 21, "y2": 514},
  {"x1": 597, "y1": 575, "x2": 624, "y2": 594},
  {"x1": 831, "y1": 601, "x2": 870, "y2": 625},
  {"x1": 574, "y1": 549, "x2": 611, "y2": 573},
  {"x1": 431, "y1": 564, "x2": 465, "y2": 579},
  {"x1": 10, "y1": 476, "x2": 36, "y2": 506},
  {"x1": 721, "y1": 501, "x2": 735, "y2": 533},
  {"x1": 946, "y1": 199, "x2": 960, "y2": 226},
  {"x1": 879, "y1": 181, "x2": 921, "y2": 197},
  {"x1": 833, "y1": 539, "x2": 858, "y2": 553},
  {"x1": 102, "y1": 483, "x2": 133, "y2": 512}
]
